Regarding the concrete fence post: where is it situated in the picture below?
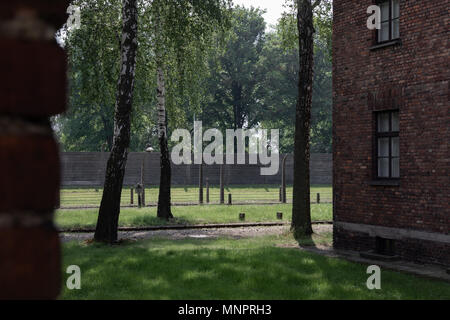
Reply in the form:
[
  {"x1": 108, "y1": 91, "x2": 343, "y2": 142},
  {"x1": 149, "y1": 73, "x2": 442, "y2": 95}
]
[
  {"x1": 142, "y1": 188, "x2": 146, "y2": 207},
  {"x1": 220, "y1": 164, "x2": 224, "y2": 204},
  {"x1": 199, "y1": 163, "x2": 203, "y2": 204},
  {"x1": 206, "y1": 178, "x2": 210, "y2": 204},
  {"x1": 281, "y1": 155, "x2": 288, "y2": 203},
  {"x1": 136, "y1": 184, "x2": 143, "y2": 208}
]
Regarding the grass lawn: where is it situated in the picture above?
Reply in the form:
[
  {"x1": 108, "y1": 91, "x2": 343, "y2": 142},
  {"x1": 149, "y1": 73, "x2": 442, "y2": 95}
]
[
  {"x1": 61, "y1": 234, "x2": 450, "y2": 300},
  {"x1": 55, "y1": 203, "x2": 332, "y2": 229},
  {"x1": 59, "y1": 184, "x2": 332, "y2": 207}
]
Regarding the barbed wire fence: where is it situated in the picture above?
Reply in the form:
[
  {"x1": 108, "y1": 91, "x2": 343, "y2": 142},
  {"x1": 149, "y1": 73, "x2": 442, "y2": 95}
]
[
  {"x1": 58, "y1": 153, "x2": 332, "y2": 209},
  {"x1": 58, "y1": 185, "x2": 332, "y2": 209}
]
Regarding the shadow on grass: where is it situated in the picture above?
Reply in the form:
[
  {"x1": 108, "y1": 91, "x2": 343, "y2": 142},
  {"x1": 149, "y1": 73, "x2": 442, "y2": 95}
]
[
  {"x1": 128, "y1": 215, "x2": 193, "y2": 227},
  {"x1": 61, "y1": 238, "x2": 450, "y2": 300},
  {"x1": 295, "y1": 233, "x2": 315, "y2": 247},
  {"x1": 290, "y1": 228, "x2": 334, "y2": 251}
]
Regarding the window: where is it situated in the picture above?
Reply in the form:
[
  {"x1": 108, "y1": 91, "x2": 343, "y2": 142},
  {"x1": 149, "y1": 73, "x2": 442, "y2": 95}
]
[
  {"x1": 376, "y1": 237, "x2": 396, "y2": 256},
  {"x1": 378, "y1": 0, "x2": 400, "y2": 43},
  {"x1": 376, "y1": 110, "x2": 399, "y2": 179}
]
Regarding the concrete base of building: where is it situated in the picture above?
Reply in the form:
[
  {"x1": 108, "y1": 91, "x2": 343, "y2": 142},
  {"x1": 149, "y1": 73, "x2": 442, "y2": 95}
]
[
  {"x1": 334, "y1": 222, "x2": 450, "y2": 267},
  {"x1": 295, "y1": 245, "x2": 450, "y2": 283}
]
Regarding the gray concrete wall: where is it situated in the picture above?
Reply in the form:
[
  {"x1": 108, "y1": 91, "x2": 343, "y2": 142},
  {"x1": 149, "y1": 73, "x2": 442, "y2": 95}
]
[{"x1": 60, "y1": 152, "x2": 332, "y2": 187}]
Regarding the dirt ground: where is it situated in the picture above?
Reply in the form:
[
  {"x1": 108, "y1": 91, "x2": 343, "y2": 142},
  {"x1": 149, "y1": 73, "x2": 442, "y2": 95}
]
[{"x1": 60, "y1": 224, "x2": 332, "y2": 243}]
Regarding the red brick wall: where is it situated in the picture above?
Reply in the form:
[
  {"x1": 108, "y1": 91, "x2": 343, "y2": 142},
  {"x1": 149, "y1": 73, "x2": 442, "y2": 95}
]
[
  {"x1": 0, "y1": 1, "x2": 69, "y2": 299},
  {"x1": 332, "y1": 0, "x2": 449, "y2": 264}
]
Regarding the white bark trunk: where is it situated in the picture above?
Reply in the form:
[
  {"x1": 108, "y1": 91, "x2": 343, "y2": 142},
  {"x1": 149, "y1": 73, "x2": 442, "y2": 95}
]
[{"x1": 157, "y1": 67, "x2": 166, "y2": 139}]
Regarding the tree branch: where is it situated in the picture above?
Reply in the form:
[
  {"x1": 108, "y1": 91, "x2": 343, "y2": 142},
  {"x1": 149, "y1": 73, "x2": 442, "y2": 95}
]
[{"x1": 312, "y1": 0, "x2": 322, "y2": 10}]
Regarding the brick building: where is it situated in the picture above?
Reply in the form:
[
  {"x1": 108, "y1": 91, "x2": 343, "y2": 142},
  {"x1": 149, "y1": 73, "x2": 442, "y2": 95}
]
[
  {"x1": 0, "y1": 1, "x2": 69, "y2": 298},
  {"x1": 333, "y1": 0, "x2": 449, "y2": 265}
]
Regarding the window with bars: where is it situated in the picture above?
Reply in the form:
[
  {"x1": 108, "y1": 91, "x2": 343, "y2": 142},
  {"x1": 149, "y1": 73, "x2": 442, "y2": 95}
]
[
  {"x1": 376, "y1": 111, "x2": 399, "y2": 179},
  {"x1": 378, "y1": 0, "x2": 400, "y2": 43}
]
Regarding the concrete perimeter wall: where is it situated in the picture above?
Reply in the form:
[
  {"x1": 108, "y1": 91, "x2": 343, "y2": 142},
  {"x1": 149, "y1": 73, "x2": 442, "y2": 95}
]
[{"x1": 61, "y1": 153, "x2": 332, "y2": 187}]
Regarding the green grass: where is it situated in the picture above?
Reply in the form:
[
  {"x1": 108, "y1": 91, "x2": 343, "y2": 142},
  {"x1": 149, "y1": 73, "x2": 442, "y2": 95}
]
[
  {"x1": 60, "y1": 235, "x2": 450, "y2": 300},
  {"x1": 56, "y1": 203, "x2": 332, "y2": 229},
  {"x1": 59, "y1": 184, "x2": 332, "y2": 207}
]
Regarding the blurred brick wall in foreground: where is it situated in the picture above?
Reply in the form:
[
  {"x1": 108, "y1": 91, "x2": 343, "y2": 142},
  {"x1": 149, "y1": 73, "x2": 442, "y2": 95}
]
[{"x1": 0, "y1": 1, "x2": 69, "y2": 299}]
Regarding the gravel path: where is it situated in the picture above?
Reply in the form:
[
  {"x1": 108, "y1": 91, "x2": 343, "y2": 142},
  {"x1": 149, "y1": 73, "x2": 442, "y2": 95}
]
[{"x1": 60, "y1": 224, "x2": 332, "y2": 243}]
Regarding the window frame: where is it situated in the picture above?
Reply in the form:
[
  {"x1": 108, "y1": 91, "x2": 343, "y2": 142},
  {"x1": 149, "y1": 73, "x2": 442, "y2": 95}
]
[
  {"x1": 374, "y1": 110, "x2": 400, "y2": 180},
  {"x1": 376, "y1": 0, "x2": 400, "y2": 44}
]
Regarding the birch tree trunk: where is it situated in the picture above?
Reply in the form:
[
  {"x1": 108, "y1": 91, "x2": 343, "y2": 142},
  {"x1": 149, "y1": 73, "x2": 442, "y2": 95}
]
[
  {"x1": 94, "y1": 0, "x2": 138, "y2": 243},
  {"x1": 156, "y1": 66, "x2": 174, "y2": 220},
  {"x1": 292, "y1": 0, "x2": 316, "y2": 238}
]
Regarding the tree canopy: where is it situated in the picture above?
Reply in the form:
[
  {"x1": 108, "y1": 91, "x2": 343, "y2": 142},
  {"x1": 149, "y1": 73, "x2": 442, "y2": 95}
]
[
  {"x1": 54, "y1": 2, "x2": 332, "y2": 154},
  {"x1": 55, "y1": 0, "x2": 231, "y2": 152}
]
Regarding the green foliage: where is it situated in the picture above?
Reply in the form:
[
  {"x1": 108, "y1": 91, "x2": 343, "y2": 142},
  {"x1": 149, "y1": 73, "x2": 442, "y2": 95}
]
[
  {"x1": 259, "y1": 0, "x2": 333, "y2": 153},
  {"x1": 257, "y1": 32, "x2": 298, "y2": 153},
  {"x1": 145, "y1": 0, "x2": 232, "y2": 133},
  {"x1": 54, "y1": 0, "x2": 231, "y2": 152},
  {"x1": 54, "y1": 1, "x2": 332, "y2": 153},
  {"x1": 201, "y1": 6, "x2": 267, "y2": 130},
  {"x1": 278, "y1": 0, "x2": 332, "y2": 51},
  {"x1": 55, "y1": 0, "x2": 156, "y2": 151},
  {"x1": 199, "y1": 3, "x2": 332, "y2": 153}
]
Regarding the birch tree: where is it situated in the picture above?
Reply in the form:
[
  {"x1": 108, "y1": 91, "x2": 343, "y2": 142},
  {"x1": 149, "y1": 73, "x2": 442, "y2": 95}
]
[
  {"x1": 151, "y1": 2, "x2": 172, "y2": 219},
  {"x1": 63, "y1": 0, "x2": 230, "y2": 234},
  {"x1": 156, "y1": 64, "x2": 173, "y2": 219},
  {"x1": 59, "y1": 0, "x2": 158, "y2": 153},
  {"x1": 95, "y1": 0, "x2": 139, "y2": 243},
  {"x1": 146, "y1": 0, "x2": 231, "y2": 220},
  {"x1": 291, "y1": 0, "x2": 322, "y2": 238}
]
